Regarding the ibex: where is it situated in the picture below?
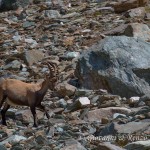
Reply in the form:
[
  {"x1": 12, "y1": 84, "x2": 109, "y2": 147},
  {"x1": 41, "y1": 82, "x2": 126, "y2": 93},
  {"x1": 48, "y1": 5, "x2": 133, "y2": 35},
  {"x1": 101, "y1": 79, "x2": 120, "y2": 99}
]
[{"x1": 0, "y1": 61, "x2": 58, "y2": 127}]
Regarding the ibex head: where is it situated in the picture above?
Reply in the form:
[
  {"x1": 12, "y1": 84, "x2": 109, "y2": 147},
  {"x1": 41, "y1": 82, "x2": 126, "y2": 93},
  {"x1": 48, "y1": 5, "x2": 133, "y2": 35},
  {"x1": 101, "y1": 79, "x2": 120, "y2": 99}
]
[{"x1": 42, "y1": 61, "x2": 59, "y2": 91}]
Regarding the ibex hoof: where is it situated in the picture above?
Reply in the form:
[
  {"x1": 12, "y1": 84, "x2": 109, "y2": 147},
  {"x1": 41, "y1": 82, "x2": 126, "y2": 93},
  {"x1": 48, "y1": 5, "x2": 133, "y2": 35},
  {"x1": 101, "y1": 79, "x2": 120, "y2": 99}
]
[{"x1": 33, "y1": 124, "x2": 38, "y2": 127}]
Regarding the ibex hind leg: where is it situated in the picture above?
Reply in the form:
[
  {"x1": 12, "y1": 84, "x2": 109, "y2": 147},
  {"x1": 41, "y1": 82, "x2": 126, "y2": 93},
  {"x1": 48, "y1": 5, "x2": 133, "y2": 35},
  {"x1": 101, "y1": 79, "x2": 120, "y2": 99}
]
[{"x1": 1, "y1": 102, "x2": 10, "y2": 126}]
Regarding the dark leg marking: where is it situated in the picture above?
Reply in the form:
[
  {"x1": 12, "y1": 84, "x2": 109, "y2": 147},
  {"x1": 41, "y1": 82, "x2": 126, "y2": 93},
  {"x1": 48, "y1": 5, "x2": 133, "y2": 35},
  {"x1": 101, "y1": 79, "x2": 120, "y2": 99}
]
[
  {"x1": 30, "y1": 106, "x2": 38, "y2": 127},
  {"x1": 1, "y1": 103, "x2": 10, "y2": 126}
]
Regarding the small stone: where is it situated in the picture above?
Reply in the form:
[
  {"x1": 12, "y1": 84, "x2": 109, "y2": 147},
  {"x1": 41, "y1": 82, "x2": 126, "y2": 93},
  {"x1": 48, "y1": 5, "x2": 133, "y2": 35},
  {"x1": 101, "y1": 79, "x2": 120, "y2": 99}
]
[
  {"x1": 98, "y1": 142, "x2": 125, "y2": 150},
  {"x1": 24, "y1": 38, "x2": 38, "y2": 48},
  {"x1": 56, "y1": 99, "x2": 67, "y2": 108},
  {"x1": 101, "y1": 117, "x2": 109, "y2": 124},
  {"x1": 0, "y1": 27, "x2": 7, "y2": 32},
  {"x1": 64, "y1": 96, "x2": 70, "y2": 100},
  {"x1": 99, "y1": 121, "x2": 150, "y2": 136},
  {"x1": 6, "y1": 108, "x2": 17, "y2": 119},
  {"x1": 57, "y1": 127, "x2": 64, "y2": 133},
  {"x1": 24, "y1": 50, "x2": 44, "y2": 66},
  {"x1": 66, "y1": 52, "x2": 80, "y2": 60},
  {"x1": 0, "y1": 145, "x2": 7, "y2": 150},
  {"x1": 85, "y1": 107, "x2": 131, "y2": 122},
  {"x1": 75, "y1": 89, "x2": 94, "y2": 97},
  {"x1": 124, "y1": 23, "x2": 150, "y2": 41},
  {"x1": 19, "y1": 71, "x2": 30, "y2": 77},
  {"x1": 1, "y1": 135, "x2": 26, "y2": 144},
  {"x1": 21, "y1": 67, "x2": 27, "y2": 72},
  {"x1": 11, "y1": 145, "x2": 24, "y2": 150},
  {"x1": 35, "y1": 134, "x2": 47, "y2": 145},
  {"x1": 138, "y1": 94, "x2": 150, "y2": 106},
  {"x1": 135, "y1": 114, "x2": 145, "y2": 119},
  {"x1": 45, "y1": 10, "x2": 61, "y2": 19},
  {"x1": 23, "y1": 21, "x2": 35, "y2": 28},
  {"x1": 113, "y1": 113, "x2": 127, "y2": 119},
  {"x1": 62, "y1": 12, "x2": 80, "y2": 19},
  {"x1": 0, "y1": 130, "x2": 8, "y2": 141},
  {"x1": 15, "y1": 109, "x2": 44, "y2": 125},
  {"x1": 65, "y1": 97, "x2": 90, "y2": 112},
  {"x1": 55, "y1": 82, "x2": 76, "y2": 97},
  {"x1": 60, "y1": 142, "x2": 87, "y2": 150},
  {"x1": 77, "y1": 97, "x2": 90, "y2": 107},
  {"x1": 128, "y1": 96, "x2": 140, "y2": 105},
  {"x1": 13, "y1": 35, "x2": 22, "y2": 42},
  {"x1": 3, "y1": 60, "x2": 21, "y2": 70},
  {"x1": 5, "y1": 143, "x2": 12, "y2": 148},
  {"x1": 145, "y1": 13, "x2": 150, "y2": 20},
  {"x1": 138, "y1": 101, "x2": 145, "y2": 106},
  {"x1": 108, "y1": 0, "x2": 148, "y2": 13},
  {"x1": 125, "y1": 7, "x2": 146, "y2": 18},
  {"x1": 91, "y1": 95, "x2": 99, "y2": 104},
  {"x1": 146, "y1": 112, "x2": 150, "y2": 118},
  {"x1": 47, "y1": 126, "x2": 55, "y2": 138},
  {"x1": 81, "y1": 29, "x2": 91, "y2": 33}
]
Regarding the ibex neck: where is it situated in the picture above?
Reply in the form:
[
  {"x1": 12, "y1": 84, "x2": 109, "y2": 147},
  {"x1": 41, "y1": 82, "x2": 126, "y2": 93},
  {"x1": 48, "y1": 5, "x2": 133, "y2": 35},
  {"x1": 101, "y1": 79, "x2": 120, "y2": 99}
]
[{"x1": 38, "y1": 80, "x2": 49, "y2": 96}]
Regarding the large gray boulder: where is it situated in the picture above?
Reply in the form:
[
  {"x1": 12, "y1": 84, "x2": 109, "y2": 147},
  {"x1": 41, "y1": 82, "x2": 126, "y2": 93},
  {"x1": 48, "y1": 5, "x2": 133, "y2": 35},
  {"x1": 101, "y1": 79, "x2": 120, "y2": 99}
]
[{"x1": 75, "y1": 36, "x2": 150, "y2": 98}]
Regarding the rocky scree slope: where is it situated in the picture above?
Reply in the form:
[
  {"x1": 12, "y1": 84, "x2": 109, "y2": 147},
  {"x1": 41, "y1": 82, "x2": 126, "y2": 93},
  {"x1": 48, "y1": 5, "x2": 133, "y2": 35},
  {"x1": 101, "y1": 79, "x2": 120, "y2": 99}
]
[{"x1": 0, "y1": 0, "x2": 150, "y2": 150}]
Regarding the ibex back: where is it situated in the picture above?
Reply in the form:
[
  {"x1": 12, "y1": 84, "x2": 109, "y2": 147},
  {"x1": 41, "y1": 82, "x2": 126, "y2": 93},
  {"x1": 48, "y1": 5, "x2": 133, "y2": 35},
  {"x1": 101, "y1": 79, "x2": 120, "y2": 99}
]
[{"x1": 0, "y1": 62, "x2": 58, "y2": 127}]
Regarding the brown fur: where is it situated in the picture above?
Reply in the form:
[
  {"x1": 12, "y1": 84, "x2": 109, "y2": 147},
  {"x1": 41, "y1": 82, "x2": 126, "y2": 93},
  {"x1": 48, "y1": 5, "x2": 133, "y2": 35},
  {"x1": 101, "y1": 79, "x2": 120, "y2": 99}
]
[{"x1": 0, "y1": 62, "x2": 58, "y2": 127}]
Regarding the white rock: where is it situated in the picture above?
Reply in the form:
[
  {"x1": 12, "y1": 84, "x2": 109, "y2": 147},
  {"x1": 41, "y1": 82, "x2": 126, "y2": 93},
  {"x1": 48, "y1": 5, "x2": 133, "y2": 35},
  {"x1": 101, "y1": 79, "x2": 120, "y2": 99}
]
[
  {"x1": 25, "y1": 38, "x2": 38, "y2": 48},
  {"x1": 81, "y1": 29, "x2": 91, "y2": 33},
  {"x1": 13, "y1": 35, "x2": 22, "y2": 42},
  {"x1": 113, "y1": 113, "x2": 126, "y2": 119},
  {"x1": 66, "y1": 52, "x2": 80, "y2": 59},
  {"x1": 78, "y1": 97, "x2": 90, "y2": 107},
  {"x1": 128, "y1": 96, "x2": 140, "y2": 104}
]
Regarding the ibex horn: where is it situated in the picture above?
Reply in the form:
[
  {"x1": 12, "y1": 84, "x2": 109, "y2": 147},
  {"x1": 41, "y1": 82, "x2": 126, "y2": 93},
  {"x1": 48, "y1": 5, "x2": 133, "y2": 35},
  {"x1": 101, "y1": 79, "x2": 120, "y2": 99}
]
[
  {"x1": 47, "y1": 62, "x2": 55, "y2": 77},
  {"x1": 48, "y1": 62, "x2": 58, "y2": 77},
  {"x1": 46, "y1": 62, "x2": 55, "y2": 77}
]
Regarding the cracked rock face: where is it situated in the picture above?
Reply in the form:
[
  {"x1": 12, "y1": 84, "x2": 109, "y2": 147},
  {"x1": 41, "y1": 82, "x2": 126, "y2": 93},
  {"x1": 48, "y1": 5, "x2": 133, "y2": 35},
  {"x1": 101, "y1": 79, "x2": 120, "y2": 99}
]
[{"x1": 75, "y1": 36, "x2": 150, "y2": 98}]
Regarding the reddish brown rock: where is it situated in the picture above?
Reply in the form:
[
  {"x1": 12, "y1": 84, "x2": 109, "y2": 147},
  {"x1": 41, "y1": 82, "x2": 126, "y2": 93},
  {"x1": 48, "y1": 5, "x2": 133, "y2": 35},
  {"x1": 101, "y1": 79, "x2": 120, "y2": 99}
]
[
  {"x1": 125, "y1": 7, "x2": 146, "y2": 18},
  {"x1": 84, "y1": 107, "x2": 131, "y2": 122},
  {"x1": 55, "y1": 82, "x2": 76, "y2": 97},
  {"x1": 15, "y1": 109, "x2": 44, "y2": 124},
  {"x1": 108, "y1": 0, "x2": 148, "y2": 13},
  {"x1": 104, "y1": 23, "x2": 150, "y2": 41}
]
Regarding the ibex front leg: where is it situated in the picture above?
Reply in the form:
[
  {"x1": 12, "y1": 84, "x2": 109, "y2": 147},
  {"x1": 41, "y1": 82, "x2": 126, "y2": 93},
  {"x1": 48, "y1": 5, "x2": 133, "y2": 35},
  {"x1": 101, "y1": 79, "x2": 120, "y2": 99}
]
[
  {"x1": 28, "y1": 93, "x2": 38, "y2": 127},
  {"x1": 30, "y1": 106, "x2": 38, "y2": 127}
]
